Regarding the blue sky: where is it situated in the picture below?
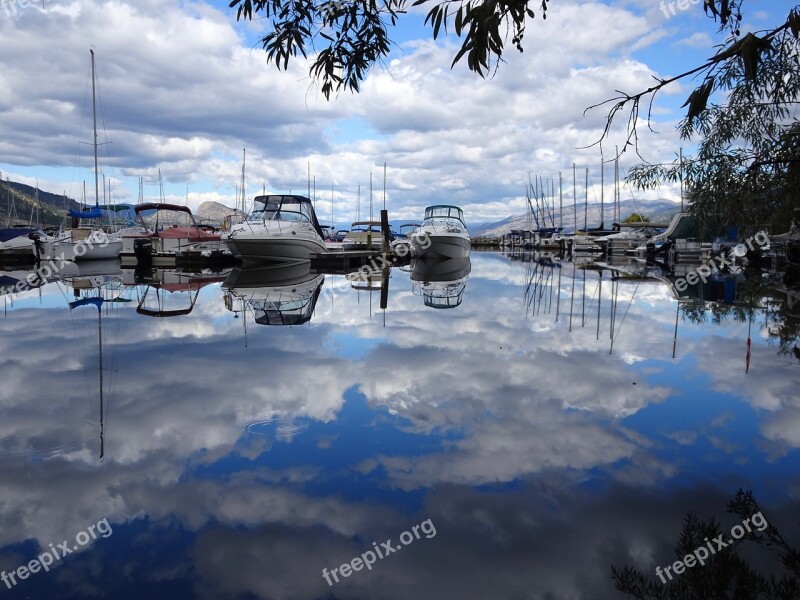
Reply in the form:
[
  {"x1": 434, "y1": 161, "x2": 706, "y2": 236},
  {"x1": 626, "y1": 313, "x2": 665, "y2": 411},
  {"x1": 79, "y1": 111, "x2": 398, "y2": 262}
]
[{"x1": 0, "y1": 0, "x2": 795, "y2": 224}]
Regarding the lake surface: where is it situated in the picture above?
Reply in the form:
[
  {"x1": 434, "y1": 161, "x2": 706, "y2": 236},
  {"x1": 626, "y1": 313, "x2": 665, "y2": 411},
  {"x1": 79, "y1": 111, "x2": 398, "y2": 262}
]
[{"x1": 1, "y1": 251, "x2": 798, "y2": 599}]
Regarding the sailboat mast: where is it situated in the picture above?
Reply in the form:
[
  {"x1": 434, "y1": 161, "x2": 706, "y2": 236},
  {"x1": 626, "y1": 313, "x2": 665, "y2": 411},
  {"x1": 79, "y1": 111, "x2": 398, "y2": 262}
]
[
  {"x1": 584, "y1": 168, "x2": 588, "y2": 230},
  {"x1": 241, "y1": 148, "x2": 246, "y2": 213},
  {"x1": 91, "y1": 49, "x2": 100, "y2": 209},
  {"x1": 600, "y1": 152, "x2": 604, "y2": 229},
  {"x1": 572, "y1": 163, "x2": 577, "y2": 233}
]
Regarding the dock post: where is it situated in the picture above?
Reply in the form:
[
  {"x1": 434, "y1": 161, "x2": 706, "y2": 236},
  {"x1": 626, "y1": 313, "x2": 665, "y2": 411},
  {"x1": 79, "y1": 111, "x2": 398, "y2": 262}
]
[
  {"x1": 380, "y1": 209, "x2": 390, "y2": 255},
  {"x1": 380, "y1": 263, "x2": 390, "y2": 310}
]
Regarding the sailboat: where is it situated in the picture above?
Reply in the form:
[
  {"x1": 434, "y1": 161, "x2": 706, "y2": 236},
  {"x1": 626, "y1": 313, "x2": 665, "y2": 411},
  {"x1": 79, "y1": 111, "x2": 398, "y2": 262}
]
[{"x1": 43, "y1": 49, "x2": 123, "y2": 262}]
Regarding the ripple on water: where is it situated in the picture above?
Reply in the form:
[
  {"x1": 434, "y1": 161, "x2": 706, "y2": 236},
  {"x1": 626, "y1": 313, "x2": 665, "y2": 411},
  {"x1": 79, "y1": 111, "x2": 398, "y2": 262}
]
[
  {"x1": 0, "y1": 417, "x2": 97, "y2": 459},
  {"x1": 243, "y1": 417, "x2": 311, "y2": 440}
]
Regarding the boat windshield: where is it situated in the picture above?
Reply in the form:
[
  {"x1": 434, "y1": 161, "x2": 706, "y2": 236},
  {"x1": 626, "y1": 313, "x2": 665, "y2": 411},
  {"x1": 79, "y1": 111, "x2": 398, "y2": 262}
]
[
  {"x1": 421, "y1": 206, "x2": 465, "y2": 231},
  {"x1": 247, "y1": 195, "x2": 315, "y2": 224},
  {"x1": 423, "y1": 205, "x2": 464, "y2": 223}
]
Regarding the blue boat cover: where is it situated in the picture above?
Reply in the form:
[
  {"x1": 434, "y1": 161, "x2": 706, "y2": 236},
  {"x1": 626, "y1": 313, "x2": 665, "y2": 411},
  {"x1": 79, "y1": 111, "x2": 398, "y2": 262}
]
[
  {"x1": 0, "y1": 275, "x2": 21, "y2": 287},
  {"x1": 0, "y1": 227, "x2": 36, "y2": 242},
  {"x1": 68, "y1": 207, "x2": 103, "y2": 219},
  {"x1": 69, "y1": 297, "x2": 103, "y2": 310}
]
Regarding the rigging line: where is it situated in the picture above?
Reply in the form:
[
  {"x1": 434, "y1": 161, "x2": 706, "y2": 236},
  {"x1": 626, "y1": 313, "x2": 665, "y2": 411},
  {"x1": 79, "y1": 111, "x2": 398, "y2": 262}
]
[
  {"x1": 626, "y1": 184, "x2": 641, "y2": 221},
  {"x1": 93, "y1": 58, "x2": 114, "y2": 168},
  {"x1": 586, "y1": 174, "x2": 601, "y2": 206},
  {"x1": 68, "y1": 66, "x2": 94, "y2": 205},
  {"x1": 62, "y1": 285, "x2": 99, "y2": 423},
  {"x1": 614, "y1": 282, "x2": 640, "y2": 342},
  {"x1": 103, "y1": 290, "x2": 123, "y2": 429}
]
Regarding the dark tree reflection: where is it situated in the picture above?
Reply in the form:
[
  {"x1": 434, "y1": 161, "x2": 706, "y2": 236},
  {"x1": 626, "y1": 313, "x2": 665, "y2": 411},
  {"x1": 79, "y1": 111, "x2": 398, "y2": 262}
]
[{"x1": 611, "y1": 490, "x2": 800, "y2": 599}]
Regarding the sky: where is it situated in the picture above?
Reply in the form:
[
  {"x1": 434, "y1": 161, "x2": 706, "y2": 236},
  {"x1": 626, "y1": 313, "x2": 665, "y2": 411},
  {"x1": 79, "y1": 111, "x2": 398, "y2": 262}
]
[{"x1": 0, "y1": 0, "x2": 795, "y2": 224}]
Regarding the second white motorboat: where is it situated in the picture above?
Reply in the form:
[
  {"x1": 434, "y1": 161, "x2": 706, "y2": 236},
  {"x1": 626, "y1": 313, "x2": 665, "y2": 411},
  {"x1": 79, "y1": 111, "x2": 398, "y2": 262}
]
[
  {"x1": 223, "y1": 194, "x2": 327, "y2": 264},
  {"x1": 409, "y1": 205, "x2": 470, "y2": 259}
]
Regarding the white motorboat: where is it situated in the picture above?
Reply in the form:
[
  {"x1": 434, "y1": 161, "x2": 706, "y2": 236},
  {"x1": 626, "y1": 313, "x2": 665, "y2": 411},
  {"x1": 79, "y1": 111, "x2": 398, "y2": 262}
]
[
  {"x1": 409, "y1": 205, "x2": 470, "y2": 259},
  {"x1": 594, "y1": 229, "x2": 651, "y2": 255},
  {"x1": 342, "y1": 220, "x2": 385, "y2": 251},
  {"x1": 569, "y1": 234, "x2": 605, "y2": 254},
  {"x1": 120, "y1": 203, "x2": 230, "y2": 267},
  {"x1": 0, "y1": 229, "x2": 45, "y2": 262},
  {"x1": 223, "y1": 194, "x2": 327, "y2": 264},
  {"x1": 41, "y1": 227, "x2": 122, "y2": 261}
]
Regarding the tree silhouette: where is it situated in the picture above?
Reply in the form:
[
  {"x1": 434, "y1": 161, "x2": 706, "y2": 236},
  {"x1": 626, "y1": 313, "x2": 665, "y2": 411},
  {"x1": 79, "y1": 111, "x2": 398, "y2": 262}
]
[{"x1": 611, "y1": 490, "x2": 800, "y2": 599}]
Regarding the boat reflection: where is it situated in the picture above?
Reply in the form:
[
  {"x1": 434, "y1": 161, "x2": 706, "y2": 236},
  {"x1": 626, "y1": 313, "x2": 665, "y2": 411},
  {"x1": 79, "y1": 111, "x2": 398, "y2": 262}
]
[
  {"x1": 410, "y1": 256, "x2": 471, "y2": 309},
  {"x1": 127, "y1": 268, "x2": 230, "y2": 317},
  {"x1": 223, "y1": 263, "x2": 325, "y2": 326}
]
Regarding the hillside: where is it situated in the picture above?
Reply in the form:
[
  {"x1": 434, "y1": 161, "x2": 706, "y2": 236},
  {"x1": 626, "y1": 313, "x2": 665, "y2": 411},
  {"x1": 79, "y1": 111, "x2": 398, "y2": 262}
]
[
  {"x1": 470, "y1": 198, "x2": 682, "y2": 238},
  {"x1": 0, "y1": 179, "x2": 80, "y2": 226}
]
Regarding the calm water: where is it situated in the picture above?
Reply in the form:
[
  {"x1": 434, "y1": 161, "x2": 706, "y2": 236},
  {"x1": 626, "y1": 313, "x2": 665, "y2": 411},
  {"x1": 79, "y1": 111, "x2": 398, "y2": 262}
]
[{"x1": 1, "y1": 252, "x2": 798, "y2": 599}]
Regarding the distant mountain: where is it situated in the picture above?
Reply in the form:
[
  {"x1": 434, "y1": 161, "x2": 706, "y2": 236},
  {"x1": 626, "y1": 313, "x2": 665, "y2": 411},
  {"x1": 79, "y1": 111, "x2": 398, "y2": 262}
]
[
  {"x1": 471, "y1": 198, "x2": 682, "y2": 238},
  {"x1": 196, "y1": 200, "x2": 242, "y2": 224}
]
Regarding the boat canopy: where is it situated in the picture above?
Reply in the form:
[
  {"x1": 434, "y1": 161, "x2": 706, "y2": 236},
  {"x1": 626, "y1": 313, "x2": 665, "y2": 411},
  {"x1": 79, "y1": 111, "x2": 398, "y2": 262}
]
[
  {"x1": 134, "y1": 203, "x2": 193, "y2": 215},
  {"x1": 423, "y1": 205, "x2": 465, "y2": 224},
  {"x1": 349, "y1": 221, "x2": 383, "y2": 231},
  {"x1": 248, "y1": 195, "x2": 325, "y2": 238}
]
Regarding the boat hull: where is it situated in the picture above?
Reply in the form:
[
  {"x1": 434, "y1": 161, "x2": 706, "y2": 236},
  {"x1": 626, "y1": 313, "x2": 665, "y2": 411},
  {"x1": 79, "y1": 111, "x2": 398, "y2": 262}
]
[
  {"x1": 412, "y1": 231, "x2": 471, "y2": 259},
  {"x1": 120, "y1": 231, "x2": 231, "y2": 267},
  {"x1": 41, "y1": 229, "x2": 122, "y2": 261},
  {"x1": 224, "y1": 227, "x2": 327, "y2": 264}
]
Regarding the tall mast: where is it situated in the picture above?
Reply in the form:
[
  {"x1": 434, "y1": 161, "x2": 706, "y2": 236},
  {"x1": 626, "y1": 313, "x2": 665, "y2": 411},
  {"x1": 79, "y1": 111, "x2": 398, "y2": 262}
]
[
  {"x1": 241, "y1": 148, "x2": 246, "y2": 213},
  {"x1": 600, "y1": 151, "x2": 604, "y2": 229},
  {"x1": 91, "y1": 49, "x2": 100, "y2": 209},
  {"x1": 614, "y1": 145, "x2": 620, "y2": 223},
  {"x1": 572, "y1": 163, "x2": 577, "y2": 233},
  {"x1": 584, "y1": 168, "x2": 589, "y2": 230}
]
